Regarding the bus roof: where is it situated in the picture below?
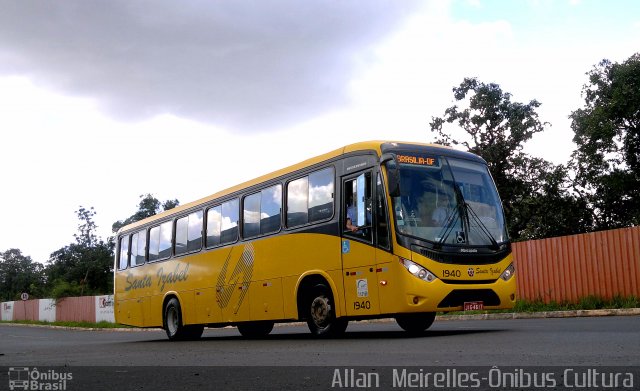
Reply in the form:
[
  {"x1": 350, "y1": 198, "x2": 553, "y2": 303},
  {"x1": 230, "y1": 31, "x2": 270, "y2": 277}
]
[{"x1": 117, "y1": 140, "x2": 480, "y2": 234}]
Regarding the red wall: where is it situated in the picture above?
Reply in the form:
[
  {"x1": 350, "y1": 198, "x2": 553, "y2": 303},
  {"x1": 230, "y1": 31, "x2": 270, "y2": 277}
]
[
  {"x1": 513, "y1": 226, "x2": 640, "y2": 303},
  {"x1": 12, "y1": 300, "x2": 38, "y2": 321},
  {"x1": 55, "y1": 296, "x2": 96, "y2": 322}
]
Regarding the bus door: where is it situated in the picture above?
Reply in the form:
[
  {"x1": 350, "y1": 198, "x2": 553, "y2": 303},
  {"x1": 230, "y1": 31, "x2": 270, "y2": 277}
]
[{"x1": 341, "y1": 170, "x2": 380, "y2": 316}]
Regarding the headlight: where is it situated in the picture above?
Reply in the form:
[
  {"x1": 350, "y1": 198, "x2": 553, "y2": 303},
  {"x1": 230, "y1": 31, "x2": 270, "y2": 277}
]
[
  {"x1": 500, "y1": 264, "x2": 515, "y2": 281},
  {"x1": 400, "y1": 258, "x2": 437, "y2": 283}
]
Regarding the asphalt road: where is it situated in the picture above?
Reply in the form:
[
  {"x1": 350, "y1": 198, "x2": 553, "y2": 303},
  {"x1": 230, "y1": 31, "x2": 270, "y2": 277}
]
[{"x1": 1, "y1": 316, "x2": 638, "y2": 390}]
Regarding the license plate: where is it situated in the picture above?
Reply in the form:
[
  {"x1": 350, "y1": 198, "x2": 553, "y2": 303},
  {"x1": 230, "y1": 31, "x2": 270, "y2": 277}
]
[{"x1": 464, "y1": 301, "x2": 484, "y2": 311}]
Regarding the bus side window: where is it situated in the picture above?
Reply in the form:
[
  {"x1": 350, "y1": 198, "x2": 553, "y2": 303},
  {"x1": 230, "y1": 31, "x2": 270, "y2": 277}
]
[
  {"x1": 158, "y1": 221, "x2": 173, "y2": 260},
  {"x1": 344, "y1": 172, "x2": 372, "y2": 242},
  {"x1": 206, "y1": 206, "x2": 222, "y2": 247},
  {"x1": 261, "y1": 184, "x2": 282, "y2": 235},
  {"x1": 176, "y1": 211, "x2": 203, "y2": 255},
  {"x1": 187, "y1": 211, "x2": 203, "y2": 252},
  {"x1": 118, "y1": 235, "x2": 129, "y2": 270},
  {"x1": 175, "y1": 216, "x2": 189, "y2": 255},
  {"x1": 243, "y1": 192, "x2": 261, "y2": 238},
  {"x1": 221, "y1": 199, "x2": 239, "y2": 244},
  {"x1": 149, "y1": 226, "x2": 160, "y2": 261},
  {"x1": 134, "y1": 229, "x2": 147, "y2": 266},
  {"x1": 287, "y1": 176, "x2": 309, "y2": 227},
  {"x1": 309, "y1": 167, "x2": 334, "y2": 222}
]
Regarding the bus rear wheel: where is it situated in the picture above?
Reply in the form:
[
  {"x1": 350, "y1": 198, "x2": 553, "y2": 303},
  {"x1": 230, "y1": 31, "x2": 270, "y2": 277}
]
[
  {"x1": 237, "y1": 321, "x2": 274, "y2": 338},
  {"x1": 395, "y1": 312, "x2": 436, "y2": 334},
  {"x1": 306, "y1": 284, "x2": 348, "y2": 337},
  {"x1": 163, "y1": 297, "x2": 203, "y2": 341}
]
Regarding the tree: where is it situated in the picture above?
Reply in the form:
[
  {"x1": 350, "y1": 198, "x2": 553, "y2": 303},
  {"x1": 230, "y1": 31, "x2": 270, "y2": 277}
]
[
  {"x1": 512, "y1": 158, "x2": 592, "y2": 240},
  {"x1": 112, "y1": 194, "x2": 179, "y2": 233},
  {"x1": 0, "y1": 248, "x2": 46, "y2": 301},
  {"x1": 430, "y1": 78, "x2": 591, "y2": 240},
  {"x1": 46, "y1": 207, "x2": 114, "y2": 298},
  {"x1": 570, "y1": 53, "x2": 640, "y2": 229}
]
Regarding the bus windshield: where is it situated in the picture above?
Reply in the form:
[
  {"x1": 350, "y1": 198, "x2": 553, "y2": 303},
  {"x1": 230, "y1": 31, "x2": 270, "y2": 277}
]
[{"x1": 391, "y1": 155, "x2": 508, "y2": 247}]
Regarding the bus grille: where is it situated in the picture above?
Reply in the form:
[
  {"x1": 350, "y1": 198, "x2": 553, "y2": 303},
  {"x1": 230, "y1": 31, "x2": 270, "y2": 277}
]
[
  {"x1": 441, "y1": 279, "x2": 497, "y2": 285},
  {"x1": 418, "y1": 246, "x2": 510, "y2": 265},
  {"x1": 437, "y1": 289, "x2": 500, "y2": 308}
]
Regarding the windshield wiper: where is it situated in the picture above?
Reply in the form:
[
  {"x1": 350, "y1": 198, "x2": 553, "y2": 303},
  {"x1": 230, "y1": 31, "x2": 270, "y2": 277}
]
[
  {"x1": 433, "y1": 157, "x2": 501, "y2": 250},
  {"x1": 434, "y1": 205, "x2": 461, "y2": 249},
  {"x1": 464, "y1": 202, "x2": 499, "y2": 250},
  {"x1": 434, "y1": 161, "x2": 468, "y2": 248}
]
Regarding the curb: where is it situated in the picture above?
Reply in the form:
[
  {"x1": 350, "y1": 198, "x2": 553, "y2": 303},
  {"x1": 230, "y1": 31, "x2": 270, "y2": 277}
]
[
  {"x1": 437, "y1": 308, "x2": 640, "y2": 321},
  {"x1": 0, "y1": 322, "x2": 162, "y2": 332},
  {"x1": 1, "y1": 308, "x2": 639, "y2": 331}
]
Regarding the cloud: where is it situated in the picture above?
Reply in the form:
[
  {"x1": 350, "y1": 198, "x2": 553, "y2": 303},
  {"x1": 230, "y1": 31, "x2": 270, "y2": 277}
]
[{"x1": 0, "y1": 0, "x2": 421, "y2": 132}]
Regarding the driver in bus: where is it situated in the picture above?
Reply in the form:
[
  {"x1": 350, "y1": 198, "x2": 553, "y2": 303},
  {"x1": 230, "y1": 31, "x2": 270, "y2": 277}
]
[
  {"x1": 431, "y1": 193, "x2": 453, "y2": 226},
  {"x1": 345, "y1": 193, "x2": 359, "y2": 232},
  {"x1": 345, "y1": 192, "x2": 371, "y2": 234}
]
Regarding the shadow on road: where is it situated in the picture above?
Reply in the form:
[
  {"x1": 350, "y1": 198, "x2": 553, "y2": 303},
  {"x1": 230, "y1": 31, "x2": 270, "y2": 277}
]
[{"x1": 131, "y1": 327, "x2": 505, "y2": 343}]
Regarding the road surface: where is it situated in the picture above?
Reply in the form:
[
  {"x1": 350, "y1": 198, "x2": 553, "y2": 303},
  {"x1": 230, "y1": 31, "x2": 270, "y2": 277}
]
[{"x1": 1, "y1": 316, "x2": 638, "y2": 390}]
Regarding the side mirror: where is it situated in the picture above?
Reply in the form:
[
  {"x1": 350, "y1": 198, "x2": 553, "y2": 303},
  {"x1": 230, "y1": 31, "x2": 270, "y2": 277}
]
[{"x1": 380, "y1": 153, "x2": 400, "y2": 197}]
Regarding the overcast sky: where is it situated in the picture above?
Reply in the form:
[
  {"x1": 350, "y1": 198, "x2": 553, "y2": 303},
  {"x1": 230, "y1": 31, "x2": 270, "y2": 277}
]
[{"x1": 1, "y1": 0, "x2": 639, "y2": 263}]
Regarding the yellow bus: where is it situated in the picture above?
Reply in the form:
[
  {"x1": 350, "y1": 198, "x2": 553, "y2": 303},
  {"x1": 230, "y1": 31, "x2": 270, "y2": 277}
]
[{"x1": 114, "y1": 141, "x2": 516, "y2": 340}]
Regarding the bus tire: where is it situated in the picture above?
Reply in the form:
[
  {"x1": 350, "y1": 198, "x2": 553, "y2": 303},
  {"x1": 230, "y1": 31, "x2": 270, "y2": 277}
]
[
  {"x1": 163, "y1": 297, "x2": 203, "y2": 341},
  {"x1": 237, "y1": 321, "x2": 274, "y2": 338},
  {"x1": 306, "y1": 284, "x2": 348, "y2": 337},
  {"x1": 395, "y1": 312, "x2": 436, "y2": 334}
]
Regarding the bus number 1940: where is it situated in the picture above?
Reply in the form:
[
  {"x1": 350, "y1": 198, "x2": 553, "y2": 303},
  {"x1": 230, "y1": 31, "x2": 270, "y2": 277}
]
[{"x1": 353, "y1": 300, "x2": 371, "y2": 310}]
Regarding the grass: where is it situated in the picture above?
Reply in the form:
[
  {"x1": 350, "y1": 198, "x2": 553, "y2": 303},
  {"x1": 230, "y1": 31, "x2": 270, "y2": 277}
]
[
  {"x1": 0, "y1": 319, "x2": 128, "y2": 328},
  {"x1": 440, "y1": 295, "x2": 640, "y2": 316},
  {"x1": 513, "y1": 295, "x2": 640, "y2": 312},
  {"x1": 1, "y1": 295, "x2": 638, "y2": 328}
]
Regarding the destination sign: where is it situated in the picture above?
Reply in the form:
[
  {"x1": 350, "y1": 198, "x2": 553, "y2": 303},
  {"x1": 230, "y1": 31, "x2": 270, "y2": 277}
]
[{"x1": 396, "y1": 154, "x2": 439, "y2": 167}]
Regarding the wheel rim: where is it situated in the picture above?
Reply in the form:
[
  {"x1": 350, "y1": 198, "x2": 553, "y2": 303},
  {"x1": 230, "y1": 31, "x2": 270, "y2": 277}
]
[
  {"x1": 310, "y1": 296, "x2": 331, "y2": 328},
  {"x1": 167, "y1": 306, "x2": 178, "y2": 335}
]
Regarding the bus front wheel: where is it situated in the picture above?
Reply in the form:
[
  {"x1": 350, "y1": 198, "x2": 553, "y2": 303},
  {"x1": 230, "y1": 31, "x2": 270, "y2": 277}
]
[
  {"x1": 163, "y1": 297, "x2": 203, "y2": 341},
  {"x1": 395, "y1": 312, "x2": 436, "y2": 334},
  {"x1": 306, "y1": 284, "x2": 348, "y2": 337}
]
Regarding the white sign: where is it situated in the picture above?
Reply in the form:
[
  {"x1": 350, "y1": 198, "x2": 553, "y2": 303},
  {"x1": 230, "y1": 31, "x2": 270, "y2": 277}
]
[
  {"x1": 20, "y1": 292, "x2": 29, "y2": 301},
  {"x1": 39, "y1": 299, "x2": 56, "y2": 323},
  {"x1": 95, "y1": 295, "x2": 115, "y2": 323},
  {"x1": 1, "y1": 301, "x2": 14, "y2": 321},
  {"x1": 356, "y1": 279, "x2": 369, "y2": 298}
]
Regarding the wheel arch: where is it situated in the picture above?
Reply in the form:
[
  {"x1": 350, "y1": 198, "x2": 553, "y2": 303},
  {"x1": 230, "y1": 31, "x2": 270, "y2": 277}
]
[
  {"x1": 161, "y1": 291, "x2": 183, "y2": 326},
  {"x1": 295, "y1": 270, "x2": 344, "y2": 320}
]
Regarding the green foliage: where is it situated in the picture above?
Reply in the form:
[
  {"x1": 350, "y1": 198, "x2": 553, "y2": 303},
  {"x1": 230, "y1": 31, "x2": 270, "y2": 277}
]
[
  {"x1": 48, "y1": 279, "x2": 84, "y2": 300},
  {"x1": 512, "y1": 159, "x2": 593, "y2": 240},
  {"x1": 45, "y1": 206, "x2": 114, "y2": 297},
  {"x1": 430, "y1": 78, "x2": 591, "y2": 240},
  {"x1": 74, "y1": 206, "x2": 99, "y2": 246},
  {"x1": 430, "y1": 78, "x2": 546, "y2": 171},
  {"x1": 0, "y1": 249, "x2": 46, "y2": 301},
  {"x1": 570, "y1": 53, "x2": 640, "y2": 229},
  {"x1": 112, "y1": 194, "x2": 180, "y2": 233}
]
